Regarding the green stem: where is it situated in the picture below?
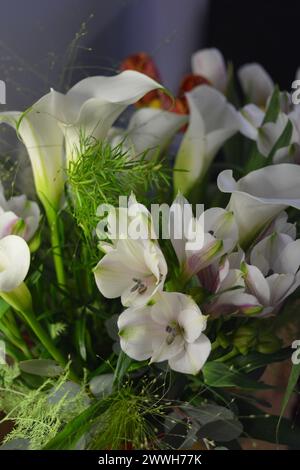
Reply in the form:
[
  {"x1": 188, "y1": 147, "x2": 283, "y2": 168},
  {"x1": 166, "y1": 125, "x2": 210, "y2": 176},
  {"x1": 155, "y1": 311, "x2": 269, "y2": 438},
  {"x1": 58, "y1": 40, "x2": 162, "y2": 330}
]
[
  {"x1": 215, "y1": 348, "x2": 239, "y2": 363},
  {"x1": 45, "y1": 204, "x2": 66, "y2": 288}
]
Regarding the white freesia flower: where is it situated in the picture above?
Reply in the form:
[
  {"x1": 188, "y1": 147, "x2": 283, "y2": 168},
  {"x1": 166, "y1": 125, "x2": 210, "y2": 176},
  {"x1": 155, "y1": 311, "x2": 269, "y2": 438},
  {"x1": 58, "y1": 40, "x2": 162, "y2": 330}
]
[
  {"x1": 217, "y1": 164, "x2": 300, "y2": 246},
  {"x1": 110, "y1": 107, "x2": 187, "y2": 160},
  {"x1": 238, "y1": 63, "x2": 274, "y2": 107},
  {"x1": 94, "y1": 238, "x2": 167, "y2": 307},
  {"x1": 0, "y1": 182, "x2": 40, "y2": 241},
  {"x1": 118, "y1": 292, "x2": 211, "y2": 375},
  {"x1": 169, "y1": 194, "x2": 239, "y2": 278},
  {"x1": 174, "y1": 85, "x2": 239, "y2": 194},
  {"x1": 242, "y1": 231, "x2": 300, "y2": 315},
  {"x1": 191, "y1": 48, "x2": 227, "y2": 92},
  {"x1": 0, "y1": 235, "x2": 30, "y2": 292}
]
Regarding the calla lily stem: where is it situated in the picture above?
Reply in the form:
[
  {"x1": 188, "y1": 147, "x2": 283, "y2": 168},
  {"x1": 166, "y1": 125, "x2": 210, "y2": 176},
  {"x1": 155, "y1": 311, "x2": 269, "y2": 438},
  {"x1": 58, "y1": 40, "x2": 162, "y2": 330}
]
[{"x1": 44, "y1": 204, "x2": 66, "y2": 288}]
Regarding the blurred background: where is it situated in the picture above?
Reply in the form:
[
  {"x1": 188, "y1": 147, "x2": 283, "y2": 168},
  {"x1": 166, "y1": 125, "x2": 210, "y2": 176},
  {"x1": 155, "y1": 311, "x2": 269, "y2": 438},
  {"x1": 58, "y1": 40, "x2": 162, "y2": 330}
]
[{"x1": 0, "y1": 0, "x2": 298, "y2": 109}]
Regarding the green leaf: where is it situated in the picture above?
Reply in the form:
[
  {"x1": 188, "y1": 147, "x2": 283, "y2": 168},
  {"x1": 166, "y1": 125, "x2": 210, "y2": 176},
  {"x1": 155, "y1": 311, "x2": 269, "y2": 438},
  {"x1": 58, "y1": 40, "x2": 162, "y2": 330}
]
[
  {"x1": 75, "y1": 317, "x2": 87, "y2": 361},
  {"x1": 0, "y1": 298, "x2": 10, "y2": 321},
  {"x1": 113, "y1": 351, "x2": 132, "y2": 386},
  {"x1": 43, "y1": 398, "x2": 110, "y2": 450},
  {"x1": 264, "y1": 118, "x2": 293, "y2": 165},
  {"x1": 19, "y1": 359, "x2": 64, "y2": 377},
  {"x1": 277, "y1": 359, "x2": 300, "y2": 437},
  {"x1": 230, "y1": 348, "x2": 292, "y2": 373},
  {"x1": 263, "y1": 85, "x2": 280, "y2": 124},
  {"x1": 202, "y1": 361, "x2": 273, "y2": 390}
]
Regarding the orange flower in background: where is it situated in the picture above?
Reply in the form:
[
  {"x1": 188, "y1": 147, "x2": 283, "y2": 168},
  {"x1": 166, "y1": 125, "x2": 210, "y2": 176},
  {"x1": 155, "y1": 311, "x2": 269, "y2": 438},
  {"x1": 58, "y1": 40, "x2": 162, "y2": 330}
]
[{"x1": 120, "y1": 52, "x2": 212, "y2": 118}]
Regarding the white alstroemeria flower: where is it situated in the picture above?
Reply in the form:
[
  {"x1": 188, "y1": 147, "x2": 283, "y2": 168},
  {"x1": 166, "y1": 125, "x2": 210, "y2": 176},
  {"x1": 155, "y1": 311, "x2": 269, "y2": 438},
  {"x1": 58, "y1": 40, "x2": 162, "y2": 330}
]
[
  {"x1": 0, "y1": 235, "x2": 30, "y2": 292},
  {"x1": 174, "y1": 85, "x2": 239, "y2": 194},
  {"x1": 94, "y1": 238, "x2": 167, "y2": 307},
  {"x1": 96, "y1": 193, "x2": 156, "y2": 252},
  {"x1": 262, "y1": 211, "x2": 296, "y2": 239},
  {"x1": 110, "y1": 108, "x2": 187, "y2": 160},
  {"x1": 237, "y1": 104, "x2": 265, "y2": 140},
  {"x1": 217, "y1": 164, "x2": 300, "y2": 246},
  {"x1": 169, "y1": 194, "x2": 239, "y2": 278},
  {"x1": 191, "y1": 48, "x2": 227, "y2": 92},
  {"x1": 0, "y1": 183, "x2": 40, "y2": 241},
  {"x1": 201, "y1": 254, "x2": 263, "y2": 316},
  {"x1": 242, "y1": 232, "x2": 300, "y2": 315},
  {"x1": 257, "y1": 113, "x2": 295, "y2": 159},
  {"x1": 118, "y1": 292, "x2": 211, "y2": 375},
  {"x1": 238, "y1": 63, "x2": 274, "y2": 107}
]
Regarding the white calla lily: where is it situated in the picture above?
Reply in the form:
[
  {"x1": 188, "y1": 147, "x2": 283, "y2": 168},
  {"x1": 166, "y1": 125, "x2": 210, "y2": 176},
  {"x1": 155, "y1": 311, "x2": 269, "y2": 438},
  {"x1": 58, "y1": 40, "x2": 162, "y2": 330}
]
[
  {"x1": 217, "y1": 164, "x2": 300, "y2": 246},
  {"x1": 110, "y1": 108, "x2": 187, "y2": 160},
  {"x1": 191, "y1": 48, "x2": 227, "y2": 92},
  {"x1": 0, "y1": 108, "x2": 64, "y2": 210},
  {"x1": 174, "y1": 85, "x2": 239, "y2": 194},
  {"x1": 94, "y1": 238, "x2": 167, "y2": 307},
  {"x1": 118, "y1": 292, "x2": 211, "y2": 375},
  {"x1": 238, "y1": 63, "x2": 274, "y2": 107},
  {"x1": 41, "y1": 71, "x2": 164, "y2": 165}
]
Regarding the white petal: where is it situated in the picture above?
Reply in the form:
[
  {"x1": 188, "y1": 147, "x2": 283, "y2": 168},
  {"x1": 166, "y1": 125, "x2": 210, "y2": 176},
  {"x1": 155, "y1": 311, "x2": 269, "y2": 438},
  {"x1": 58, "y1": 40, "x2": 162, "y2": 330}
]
[
  {"x1": 250, "y1": 233, "x2": 292, "y2": 275},
  {"x1": 237, "y1": 104, "x2": 264, "y2": 140},
  {"x1": 244, "y1": 263, "x2": 271, "y2": 305},
  {"x1": 238, "y1": 63, "x2": 274, "y2": 106},
  {"x1": 126, "y1": 108, "x2": 187, "y2": 159},
  {"x1": 168, "y1": 335, "x2": 211, "y2": 375},
  {"x1": 174, "y1": 85, "x2": 238, "y2": 194},
  {"x1": 0, "y1": 235, "x2": 30, "y2": 291},
  {"x1": 191, "y1": 48, "x2": 227, "y2": 92},
  {"x1": 257, "y1": 114, "x2": 290, "y2": 157},
  {"x1": 0, "y1": 211, "x2": 19, "y2": 238},
  {"x1": 169, "y1": 193, "x2": 193, "y2": 265},
  {"x1": 217, "y1": 165, "x2": 300, "y2": 246},
  {"x1": 178, "y1": 302, "x2": 207, "y2": 343},
  {"x1": 267, "y1": 273, "x2": 296, "y2": 306},
  {"x1": 274, "y1": 239, "x2": 300, "y2": 274},
  {"x1": 118, "y1": 306, "x2": 158, "y2": 361}
]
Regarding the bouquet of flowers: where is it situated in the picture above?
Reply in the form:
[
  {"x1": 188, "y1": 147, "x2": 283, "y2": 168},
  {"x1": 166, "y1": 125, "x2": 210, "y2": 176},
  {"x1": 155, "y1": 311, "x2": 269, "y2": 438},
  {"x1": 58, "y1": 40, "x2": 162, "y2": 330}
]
[{"x1": 0, "y1": 47, "x2": 299, "y2": 451}]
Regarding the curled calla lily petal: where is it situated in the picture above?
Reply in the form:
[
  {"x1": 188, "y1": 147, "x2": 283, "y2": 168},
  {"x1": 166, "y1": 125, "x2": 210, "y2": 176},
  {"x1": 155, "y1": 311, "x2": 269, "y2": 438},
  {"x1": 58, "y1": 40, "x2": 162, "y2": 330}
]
[
  {"x1": 0, "y1": 235, "x2": 30, "y2": 292},
  {"x1": 217, "y1": 164, "x2": 300, "y2": 246},
  {"x1": 0, "y1": 109, "x2": 64, "y2": 210},
  {"x1": 40, "y1": 71, "x2": 165, "y2": 164},
  {"x1": 238, "y1": 63, "x2": 274, "y2": 106},
  {"x1": 118, "y1": 292, "x2": 211, "y2": 375},
  {"x1": 174, "y1": 85, "x2": 239, "y2": 194},
  {"x1": 110, "y1": 108, "x2": 187, "y2": 160},
  {"x1": 191, "y1": 48, "x2": 227, "y2": 92}
]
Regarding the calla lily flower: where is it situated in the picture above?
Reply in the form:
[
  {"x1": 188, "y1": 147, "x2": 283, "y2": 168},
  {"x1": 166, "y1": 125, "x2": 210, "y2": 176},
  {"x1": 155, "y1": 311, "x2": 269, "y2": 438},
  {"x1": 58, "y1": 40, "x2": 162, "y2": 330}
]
[
  {"x1": 94, "y1": 238, "x2": 167, "y2": 307},
  {"x1": 118, "y1": 292, "x2": 211, "y2": 375},
  {"x1": 238, "y1": 63, "x2": 274, "y2": 107},
  {"x1": 169, "y1": 194, "x2": 239, "y2": 278},
  {"x1": 110, "y1": 107, "x2": 187, "y2": 160},
  {"x1": 217, "y1": 164, "x2": 300, "y2": 246},
  {"x1": 174, "y1": 85, "x2": 239, "y2": 194},
  {"x1": 0, "y1": 182, "x2": 40, "y2": 241},
  {"x1": 191, "y1": 48, "x2": 227, "y2": 92},
  {"x1": 40, "y1": 70, "x2": 165, "y2": 165},
  {"x1": 0, "y1": 108, "x2": 64, "y2": 210},
  {"x1": 242, "y1": 232, "x2": 300, "y2": 315}
]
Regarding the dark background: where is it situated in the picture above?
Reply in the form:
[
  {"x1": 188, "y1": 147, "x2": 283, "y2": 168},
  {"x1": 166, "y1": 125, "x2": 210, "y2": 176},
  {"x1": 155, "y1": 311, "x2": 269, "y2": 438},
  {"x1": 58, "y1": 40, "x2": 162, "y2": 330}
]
[{"x1": 0, "y1": 0, "x2": 298, "y2": 109}]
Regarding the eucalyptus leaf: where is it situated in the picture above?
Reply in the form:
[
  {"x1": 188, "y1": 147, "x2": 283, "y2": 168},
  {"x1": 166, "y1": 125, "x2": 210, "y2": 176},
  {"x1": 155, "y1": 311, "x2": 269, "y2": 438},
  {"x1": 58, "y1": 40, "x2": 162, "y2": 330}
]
[{"x1": 202, "y1": 361, "x2": 274, "y2": 390}]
